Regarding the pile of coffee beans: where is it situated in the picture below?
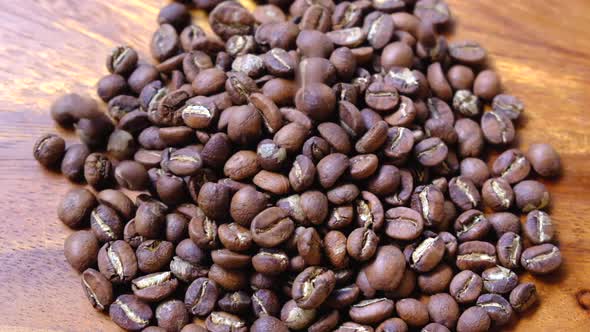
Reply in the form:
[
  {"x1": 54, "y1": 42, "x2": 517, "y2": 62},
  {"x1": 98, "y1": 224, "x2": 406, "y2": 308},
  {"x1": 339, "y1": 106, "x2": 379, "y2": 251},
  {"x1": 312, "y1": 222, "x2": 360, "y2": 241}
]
[{"x1": 34, "y1": 0, "x2": 564, "y2": 331}]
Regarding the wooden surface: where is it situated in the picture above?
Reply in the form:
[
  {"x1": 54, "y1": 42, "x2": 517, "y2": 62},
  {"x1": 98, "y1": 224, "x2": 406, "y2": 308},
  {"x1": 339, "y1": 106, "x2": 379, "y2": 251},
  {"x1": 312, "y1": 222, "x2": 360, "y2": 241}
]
[{"x1": 0, "y1": 0, "x2": 589, "y2": 331}]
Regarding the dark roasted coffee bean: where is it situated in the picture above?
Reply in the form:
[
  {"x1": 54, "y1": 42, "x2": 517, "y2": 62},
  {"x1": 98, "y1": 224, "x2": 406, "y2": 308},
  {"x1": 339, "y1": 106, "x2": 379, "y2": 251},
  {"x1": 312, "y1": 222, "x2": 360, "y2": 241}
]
[
  {"x1": 524, "y1": 210, "x2": 554, "y2": 244},
  {"x1": 449, "y1": 270, "x2": 483, "y2": 304},
  {"x1": 456, "y1": 306, "x2": 490, "y2": 332},
  {"x1": 488, "y1": 212, "x2": 520, "y2": 237},
  {"x1": 251, "y1": 207, "x2": 294, "y2": 248},
  {"x1": 476, "y1": 293, "x2": 513, "y2": 326},
  {"x1": 481, "y1": 111, "x2": 515, "y2": 145},
  {"x1": 252, "y1": 248, "x2": 288, "y2": 274},
  {"x1": 347, "y1": 227, "x2": 379, "y2": 262},
  {"x1": 155, "y1": 299, "x2": 189, "y2": 332},
  {"x1": 136, "y1": 240, "x2": 174, "y2": 274},
  {"x1": 109, "y1": 294, "x2": 152, "y2": 331},
  {"x1": 385, "y1": 207, "x2": 424, "y2": 241},
  {"x1": 280, "y1": 299, "x2": 316, "y2": 330},
  {"x1": 395, "y1": 298, "x2": 429, "y2": 327},
  {"x1": 318, "y1": 122, "x2": 352, "y2": 154},
  {"x1": 427, "y1": 293, "x2": 460, "y2": 330},
  {"x1": 61, "y1": 143, "x2": 91, "y2": 182},
  {"x1": 98, "y1": 240, "x2": 138, "y2": 283},
  {"x1": 251, "y1": 288, "x2": 281, "y2": 317},
  {"x1": 410, "y1": 185, "x2": 444, "y2": 227},
  {"x1": 365, "y1": 81, "x2": 399, "y2": 112},
  {"x1": 349, "y1": 298, "x2": 394, "y2": 325},
  {"x1": 33, "y1": 134, "x2": 65, "y2": 168},
  {"x1": 97, "y1": 74, "x2": 127, "y2": 102},
  {"x1": 135, "y1": 200, "x2": 168, "y2": 239},
  {"x1": 364, "y1": 245, "x2": 406, "y2": 291},
  {"x1": 454, "y1": 209, "x2": 490, "y2": 242},
  {"x1": 170, "y1": 255, "x2": 208, "y2": 283},
  {"x1": 208, "y1": 264, "x2": 248, "y2": 291},
  {"x1": 51, "y1": 93, "x2": 98, "y2": 127},
  {"x1": 414, "y1": 137, "x2": 448, "y2": 167},
  {"x1": 76, "y1": 114, "x2": 115, "y2": 148},
  {"x1": 107, "y1": 45, "x2": 138, "y2": 76}
]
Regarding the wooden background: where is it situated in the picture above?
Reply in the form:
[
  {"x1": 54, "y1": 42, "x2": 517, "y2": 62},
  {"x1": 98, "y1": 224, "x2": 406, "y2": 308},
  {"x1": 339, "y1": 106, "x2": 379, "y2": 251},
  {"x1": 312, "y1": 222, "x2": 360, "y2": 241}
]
[{"x1": 0, "y1": 0, "x2": 589, "y2": 330}]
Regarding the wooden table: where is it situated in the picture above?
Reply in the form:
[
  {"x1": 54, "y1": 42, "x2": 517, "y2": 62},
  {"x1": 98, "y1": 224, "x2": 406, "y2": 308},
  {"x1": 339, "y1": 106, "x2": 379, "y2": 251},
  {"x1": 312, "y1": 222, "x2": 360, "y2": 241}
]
[{"x1": 0, "y1": 0, "x2": 589, "y2": 330}]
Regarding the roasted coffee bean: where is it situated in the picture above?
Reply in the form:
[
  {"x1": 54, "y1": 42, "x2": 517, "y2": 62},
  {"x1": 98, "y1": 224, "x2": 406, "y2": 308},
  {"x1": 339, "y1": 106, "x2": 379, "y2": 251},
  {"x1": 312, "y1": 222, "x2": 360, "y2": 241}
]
[
  {"x1": 58, "y1": 188, "x2": 97, "y2": 228},
  {"x1": 480, "y1": 177, "x2": 512, "y2": 211},
  {"x1": 251, "y1": 288, "x2": 281, "y2": 317},
  {"x1": 98, "y1": 240, "x2": 138, "y2": 283},
  {"x1": 408, "y1": 236, "x2": 445, "y2": 272},
  {"x1": 184, "y1": 277, "x2": 218, "y2": 317},
  {"x1": 317, "y1": 153, "x2": 350, "y2": 188},
  {"x1": 496, "y1": 232, "x2": 522, "y2": 269},
  {"x1": 455, "y1": 119, "x2": 484, "y2": 158},
  {"x1": 349, "y1": 154, "x2": 378, "y2": 180},
  {"x1": 422, "y1": 323, "x2": 451, "y2": 332},
  {"x1": 76, "y1": 114, "x2": 115, "y2": 148},
  {"x1": 50, "y1": 93, "x2": 98, "y2": 127},
  {"x1": 428, "y1": 63, "x2": 453, "y2": 101},
  {"x1": 476, "y1": 293, "x2": 513, "y2": 326},
  {"x1": 456, "y1": 241, "x2": 497, "y2": 271},
  {"x1": 449, "y1": 40, "x2": 486, "y2": 65},
  {"x1": 90, "y1": 204, "x2": 124, "y2": 242},
  {"x1": 280, "y1": 299, "x2": 317, "y2": 330},
  {"x1": 385, "y1": 207, "x2": 424, "y2": 241},
  {"x1": 347, "y1": 227, "x2": 379, "y2": 262},
  {"x1": 449, "y1": 270, "x2": 483, "y2": 304},
  {"x1": 381, "y1": 42, "x2": 414, "y2": 70},
  {"x1": 365, "y1": 81, "x2": 400, "y2": 112},
  {"x1": 218, "y1": 222, "x2": 252, "y2": 252},
  {"x1": 170, "y1": 255, "x2": 209, "y2": 283},
  {"x1": 481, "y1": 111, "x2": 515, "y2": 145},
  {"x1": 395, "y1": 298, "x2": 430, "y2": 327},
  {"x1": 510, "y1": 282, "x2": 538, "y2": 313},
  {"x1": 410, "y1": 185, "x2": 444, "y2": 227},
  {"x1": 427, "y1": 293, "x2": 459, "y2": 330},
  {"x1": 107, "y1": 45, "x2": 138, "y2": 76},
  {"x1": 132, "y1": 271, "x2": 178, "y2": 303},
  {"x1": 155, "y1": 299, "x2": 189, "y2": 332},
  {"x1": 482, "y1": 265, "x2": 518, "y2": 294},
  {"x1": 251, "y1": 207, "x2": 294, "y2": 248},
  {"x1": 489, "y1": 212, "x2": 521, "y2": 237},
  {"x1": 527, "y1": 143, "x2": 561, "y2": 177},
  {"x1": 209, "y1": 1, "x2": 254, "y2": 40},
  {"x1": 459, "y1": 158, "x2": 489, "y2": 188},
  {"x1": 33, "y1": 134, "x2": 66, "y2": 168},
  {"x1": 60, "y1": 143, "x2": 91, "y2": 182},
  {"x1": 447, "y1": 65, "x2": 475, "y2": 91},
  {"x1": 135, "y1": 200, "x2": 168, "y2": 239},
  {"x1": 521, "y1": 243, "x2": 562, "y2": 274},
  {"x1": 364, "y1": 245, "x2": 406, "y2": 291},
  {"x1": 292, "y1": 266, "x2": 336, "y2": 309},
  {"x1": 474, "y1": 69, "x2": 501, "y2": 100},
  {"x1": 211, "y1": 249, "x2": 250, "y2": 269},
  {"x1": 524, "y1": 210, "x2": 554, "y2": 244},
  {"x1": 448, "y1": 176, "x2": 480, "y2": 210},
  {"x1": 417, "y1": 262, "x2": 453, "y2": 294},
  {"x1": 514, "y1": 180, "x2": 550, "y2": 212},
  {"x1": 84, "y1": 153, "x2": 112, "y2": 189},
  {"x1": 376, "y1": 318, "x2": 408, "y2": 332},
  {"x1": 327, "y1": 183, "x2": 359, "y2": 205},
  {"x1": 136, "y1": 240, "x2": 174, "y2": 273},
  {"x1": 208, "y1": 264, "x2": 248, "y2": 291},
  {"x1": 456, "y1": 306, "x2": 490, "y2": 332},
  {"x1": 65, "y1": 230, "x2": 99, "y2": 272},
  {"x1": 493, "y1": 150, "x2": 530, "y2": 186},
  {"x1": 109, "y1": 294, "x2": 152, "y2": 331},
  {"x1": 492, "y1": 93, "x2": 524, "y2": 120},
  {"x1": 302, "y1": 136, "x2": 331, "y2": 164},
  {"x1": 327, "y1": 205, "x2": 355, "y2": 230},
  {"x1": 124, "y1": 220, "x2": 145, "y2": 249},
  {"x1": 349, "y1": 298, "x2": 394, "y2": 325},
  {"x1": 454, "y1": 210, "x2": 490, "y2": 242},
  {"x1": 129, "y1": 65, "x2": 160, "y2": 94},
  {"x1": 255, "y1": 141, "x2": 288, "y2": 172},
  {"x1": 97, "y1": 74, "x2": 128, "y2": 102},
  {"x1": 453, "y1": 90, "x2": 481, "y2": 117},
  {"x1": 252, "y1": 249, "x2": 288, "y2": 274},
  {"x1": 217, "y1": 291, "x2": 251, "y2": 315},
  {"x1": 81, "y1": 268, "x2": 114, "y2": 311},
  {"x1": 355, "y1": 191, "x2": 384, "y2": 230},
  {"x1": 414, "y1": 137, "x2": 448, "y2": 167}
]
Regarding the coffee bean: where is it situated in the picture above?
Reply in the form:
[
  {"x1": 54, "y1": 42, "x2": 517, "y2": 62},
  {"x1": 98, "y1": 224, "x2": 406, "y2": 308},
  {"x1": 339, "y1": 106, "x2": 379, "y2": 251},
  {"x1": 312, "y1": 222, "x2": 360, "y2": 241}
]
[
  {"x1": 381, "y1": 42, "x2": 414, "y2": 70},
  {"x1": 295, "y1": 83, "x2": 336, "y2": 122},
  {"x1": 455, "y1": 118, "x2": 484, "y2": 158},
  {"x1": 33, "y1": 134, "x2": 66, "y2": 168},
  {"x1": 395, "y1": 298, "x2": 429, "y2": 327},
  {"x1": 385, "y1": 207, "x2": 424, "y2": 241},
  {"x1": 155, "y1": 299, "x2": 189, "y2": 332},
  {"x1": 349, "y1": 298, "x2": 394, "y2": 326},
  {"x1": 109, "y1": 294, "x2": 153, "y2": 331},
  {"x1": 98, "y1": 240, "x2": 138, "y2": 283},
  {"x1": 422, "y1": 323, "x2": 451, "y2": 332},
  {"x1": 524, "y1": 210, "x2": 554, "y2": 245},
  {"x1": 456, "y1": 241, "x2": 497, "y2": 271},
  {"x1": 97, "y1": 74, "x2": 128, "y2": 102},
  {"x1": 136, "y1": 240, "x2": 174, "y2": 273},
  {"x1": 454, "y1": 209, "x2": 490, "y2": 242},
  {"x1": 302, "y1": 136, "x2": 331, "y2": 164},
  {"x1": 449, "y1": 176, "x2": 481, "y2": 211},
  {"x1": 131, "y1": 271, "x2": 178, "y2": 303},
  {"x1": 476, "y1": 293, "x2": 513, "y2": 326},
  {"x1": 327, "y1": 205, "x2": 355, "y2": 230},
  {"x1": 251, "y1": 207, "x2": 294, "y2": 248},
  {"x1": 91, "y1": 204, "x2": 124, "y2": 243},
  {"x1": 58, "y1": 188, "x2": 97, "y2": 228},
  {"x1": 115, "y1": 160, "x2": 149, "y2": 191},
  {"x1": 521, "y1": 243, "x2": 562, "y2": 274},
  {"x1": 482, "y1": 265, "x2": 518, "y2": 294},
  {"x1": 449, "y1": 40, "x2": 486, "y2": 65},
  {"x1": 65, "y1": 230, "x2": 99, "y2": 272},
  {"x1": 527, "y1": 143, "x2": 561, "y2": 177},
  {"x1": 414, "y1": 137, "x2": 448, "y2": 167},
  {"x1": 84, "y1": 153, "x2": 112, "y2": 189},
  {"x1": 481, "y1": 111, "x2": 515, "y2": 145},
  {"x1": 488, "y1": 212, "x2": 521, "y2": 237},
  {"x1": 50, "y1": 93, "x2": 98, "y2": 127},
  {"x1": 347, "y1": 227, "x2": 379, "y2": 262},
  {"x1": 428, "y1": 62, "x2": 453, "y2": 101},
  {"x1": 317, "y1": 153, "x2": 350, "y2": 188},
  {"x1": 209, "y1": 2, "x2": 254, "y2": 40},
  {"x1": 280, "y1": 299, "x2": 317, "y2": 330},
  {"x1": 514, "y1": 180, "x2": 550, "y2": 212},
  {"x1": 456, "y1": 306, "x2": 490, "y2": 332},
  {"x1": 496, "y1": 232, "x2": 523, "y2": 269},
  {"x1": 427, "y1": 293, "x2": 459, "y2": 330},
  {"x1": 218, "y1": 222, "x2": 252, "y2": 252},
  {"x1": 355, "y1": 191, "x2": 384, "y2": 230},
  {"x1": 364, "y1": 245, "x2": 406, "y2": 291},
  {"x1": 410, "y1": 184, "x2": 444, "y2": 227},
  {"x1": 81, "y1": 268, "x2": 114, "y2": 311},
  {"x1": 481, "y1": 177, "x2": 513, "y2": 211},
  {"x1": 251, "y1": 288, "x2": 281, "y2": 317},
  {"x1": 509, "y1": 282, "x2": 538, "y2": 313},
  {"x1": 474, "y1": 69, "x2": 501, "y2": 100},
  {"x1": 170, "y1": 255, "x2": 209, "y2": 283},
  {"x1": 318, "y1": 122, "x2": 352, "y2": 154},
  {"x1": 447, "y1": 65, "x2": 475, "y2": 90},
  {"x1": 365, "y1": 80, "x2": 400, "y2": 112},
  {"x1": 135, "y1": 200, "x2": 168, "y2": 239},
  {"x1": 376, "y1": 318, "x2": 408, "y2": 332},
  {"x1": 449, "y1": 270, "x2": 483, "y2": 304},
  {"x1": 492, "y1": 93, "x2": 524, "y2": 120},
  {"x1": 492, "y1": 148, "x2": 531, "y2": 184}
]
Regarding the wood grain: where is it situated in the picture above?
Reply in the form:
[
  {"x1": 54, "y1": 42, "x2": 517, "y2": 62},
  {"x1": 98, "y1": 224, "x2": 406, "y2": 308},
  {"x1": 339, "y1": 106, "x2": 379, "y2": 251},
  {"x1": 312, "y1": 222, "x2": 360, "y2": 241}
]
[{"x1": 0, "y1": 0, "x2": 589, "y2": 331}]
